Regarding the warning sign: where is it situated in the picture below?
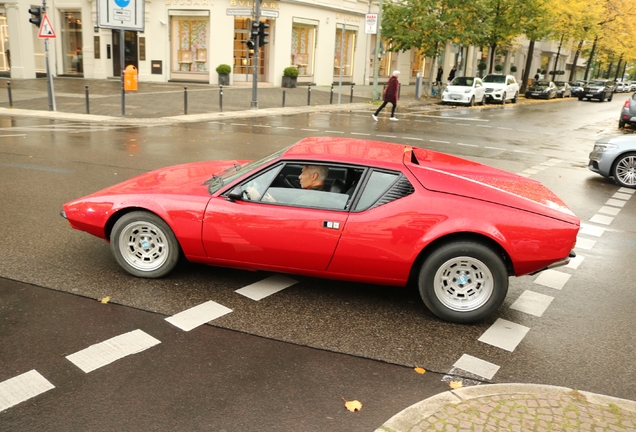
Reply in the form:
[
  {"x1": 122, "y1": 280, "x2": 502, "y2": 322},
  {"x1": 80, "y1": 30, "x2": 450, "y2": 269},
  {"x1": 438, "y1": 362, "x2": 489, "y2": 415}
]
[{"x1": 38, "y1": 14, "x2": 56, "y2": 39}]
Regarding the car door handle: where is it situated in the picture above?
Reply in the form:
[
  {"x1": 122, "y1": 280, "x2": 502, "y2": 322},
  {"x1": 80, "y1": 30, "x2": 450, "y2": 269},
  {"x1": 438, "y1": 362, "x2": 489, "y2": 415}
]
[{"x1": 323, "y1": 221, "x2": 341, "y2": 230}]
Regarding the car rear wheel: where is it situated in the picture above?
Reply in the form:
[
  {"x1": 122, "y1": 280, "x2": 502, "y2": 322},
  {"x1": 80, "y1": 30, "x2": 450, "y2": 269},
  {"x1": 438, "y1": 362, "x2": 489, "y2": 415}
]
[
  {"x1": 612, "y1": 152, "x2": 636, "y2": 188},
  {"x1": 418, "y1": 241, "x2": 509, "y2": 324},
  {"x1": 619, "y1": 120, "x2": 626, "y2": 128},
  {"x1": 111, "y1": 211, "x2": 180, "y2": 278},
  {"x1": 608, "y1": 93, "x2": 613, "y2": 102}
]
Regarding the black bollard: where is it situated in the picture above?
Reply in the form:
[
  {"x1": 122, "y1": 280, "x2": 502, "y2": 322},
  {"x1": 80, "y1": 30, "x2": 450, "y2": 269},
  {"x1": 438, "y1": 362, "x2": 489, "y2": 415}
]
[
  {"x1": 219, "y1": 85, "x2": 223, "y2": 112},
  {"x1": 85, "y1": 85, "x2": 90, "y2": 114},
  {"x1": 282, "y1": 90, "x2": 286, "y2": 107},
  {"x1": 350, "y1": 84, "x2": 355, "y2": 103},
  {"x1": 307, "y1": 85, "x2": 312, "y2": 105},
  {"x1": 330, "y1": 84, "x2": 334, "y2": 104},
  {"x1": 7, "y1": 81, "x2": 12, "y2": 107},
  {"x1": 184, "y1": 86, "x2": 188, "y2": 115}
]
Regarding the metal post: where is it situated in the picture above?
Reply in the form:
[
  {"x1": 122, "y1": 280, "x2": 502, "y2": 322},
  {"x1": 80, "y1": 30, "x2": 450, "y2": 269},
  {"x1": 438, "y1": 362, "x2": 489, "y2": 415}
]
[
  {"x1": 120, "y1": 29, "x2": 125, "y2": 117},
  {"x1": 184, "y1": 86, "x2": 188, "y2": 115},
  {"x1": 373, "y1": 0, "x2": 383, "y2": 101},
  {"x1": 85, "y1": 85, "x2": 89, "y2": 114},
  {"x1": 307, "y1": 84, "x2": 312, "y2": 105},
  {"x1": 219, "y1": 85, "x2": 223, "y2": 112},
  {"x1": 350, "y1": 84, "x2": 354, "y2": 103},
  {"x1": 330, "y1": 84, "x2": 334, "y2": 104},
  {"x1": 42, "y1": 0, "x2": 56, "y2": 111},
  {"x1": 250, "y1": 2, "x2": 261, "y2": 109},
  {"x1": 338, "y1": 23, "x2": 345, "y2": 105},
  {"x1": 7, "y1": 81, "x2": 12, "y2": 107}
]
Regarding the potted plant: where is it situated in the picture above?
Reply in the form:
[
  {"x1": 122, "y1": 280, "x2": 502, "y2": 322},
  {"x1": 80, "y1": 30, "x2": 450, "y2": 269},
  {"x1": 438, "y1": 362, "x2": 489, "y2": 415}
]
[
  {"x1": 510, "y1": 65, "x2": 517, "y2": 73},
  {"x1": 494, "y1": 64, "x2": 503, "y2": 73},
  {"x1": 282, "y1": 66, "x2": 299, "y2": 88},
  {"x1": 477, "y1": 62, "x2": 487, "y2": 78},
  {"x1": 216, "y1": 64, "x2": 231, "y2": 86}
]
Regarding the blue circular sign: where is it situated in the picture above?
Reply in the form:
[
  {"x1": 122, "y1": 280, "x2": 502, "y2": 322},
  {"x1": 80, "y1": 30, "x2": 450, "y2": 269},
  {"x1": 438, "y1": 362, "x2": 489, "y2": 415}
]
[{"x1": 114, "y1": 0, "x2": 130, "y2": 8}]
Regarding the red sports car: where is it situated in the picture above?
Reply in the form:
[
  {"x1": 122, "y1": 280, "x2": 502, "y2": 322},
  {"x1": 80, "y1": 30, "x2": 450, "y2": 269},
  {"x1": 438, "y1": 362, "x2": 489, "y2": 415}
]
[{"x1": 62, "y1": 137, "x2": 579, "y2": 323}]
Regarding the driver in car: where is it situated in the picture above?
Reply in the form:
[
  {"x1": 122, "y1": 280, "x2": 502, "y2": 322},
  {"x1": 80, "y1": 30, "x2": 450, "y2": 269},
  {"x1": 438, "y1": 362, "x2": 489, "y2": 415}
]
[{"x1": 245, "y1": 164, "x2": 327, "y2": 201}]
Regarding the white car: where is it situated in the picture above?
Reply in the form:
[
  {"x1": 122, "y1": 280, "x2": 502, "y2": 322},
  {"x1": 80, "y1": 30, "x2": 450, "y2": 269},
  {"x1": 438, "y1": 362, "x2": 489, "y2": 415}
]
[
  {"x1": 442, "y1": 76, "x2": 486, "y2": 106},
  {"x1": 482, "y1": 74, "x2": 520, "y2": 104}
]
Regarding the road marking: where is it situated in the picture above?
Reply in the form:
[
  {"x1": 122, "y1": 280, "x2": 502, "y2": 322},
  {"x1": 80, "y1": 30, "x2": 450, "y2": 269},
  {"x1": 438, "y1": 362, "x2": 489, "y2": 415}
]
[
  {"x1": 523, "y1": 169, "x2": 539, "y2": 174},
  {"x1": 605, "y1": 198, "x2": 626, "y2": 208},
  {"x1": 230, "y1": 123, "x2": 248, "y2": 126},
  {"x1": 0, "y1": 134, "x2": 27, "y2": 138},
  {"x1": 497, "y1": 127, "x2": 513, "y2": 130},
  {"x1": 350, "y1": 132, "x2": 371, "y2": 136},
  {"x1": 566, "y1": 254, "x2": 585, "y2": 269},
  {"x1": 589, "y1": 214, "x2": 614, "y2": 225},
  {"x1": 376, "y1": 134, "x2": 397, "y2": 138},
  {"x1": 0, "y1": 163, "x2": 72, "y2": 173},
  {"x1": 404, "y1": 137, "x2": 424, "y2": 141},
  {"x1": 485, "y1": 146, "x2": 505, "y2": 150},
  {"x1": 430, "y1": 139, "x2": 450, "y2": 143},
  {"x1": 457, "y1": 143, "x2": 478, "y2": 147},
  {"x1": 453, "y1": 354, "x2": 500, "y2": 380},
  {"x1": 410, "y1": 114, "x2": 489, "y2": 122},
  {"x1": 510, "y1": 290, "x2": 554, "y2": 317},
  {"x1": 598, "y1": 206, "x2": 620, "y2": 216},
  {"x1": 478, "y1": 319, "x2": 530, "y2": 352},
  {"x1": 166, "y1": 301, "x2": 233, "y2": 332},
  {"x1": 325, "y1": 130, "x2": 345, "y2": 134},
  {"x1": 618, "y1": 187, "x2": 635, "y2": 194},
  {"x1": 276, "y1": 126, "x2": 294, "y2": 130},
  {"x1": 476, "y1": 125, "x2": 492, "y2": 128},
  {"x1": 235, "y1": 274, "x2": 298, "y2": 301},
  {"x1": 252, "y1": 124, "x2": 271, "y2": 128},
  {"x1": 66, "y1": 329, "x2": 161, "y2": 373},
  {"x1": 575, "y1": 236, "x2": 596, "y2": 250},
  {"x1": 0, "y1": 370, "x2": 55, "y2": 413},
  {"x1": 533, "y1": 269, "x2": 571, "y2": 290},
  {"x1": 612, "y1": 192, "x2": 632, "y2": 201},
  {"x1": 301, "y1": 128, "x2": 321, "y2": 132}
]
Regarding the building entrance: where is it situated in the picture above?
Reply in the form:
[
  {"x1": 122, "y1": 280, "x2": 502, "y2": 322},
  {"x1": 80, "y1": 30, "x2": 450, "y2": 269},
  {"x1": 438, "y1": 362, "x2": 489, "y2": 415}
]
[{"x1": 112, "y1": 30, "x2": 138, "y2": 77}]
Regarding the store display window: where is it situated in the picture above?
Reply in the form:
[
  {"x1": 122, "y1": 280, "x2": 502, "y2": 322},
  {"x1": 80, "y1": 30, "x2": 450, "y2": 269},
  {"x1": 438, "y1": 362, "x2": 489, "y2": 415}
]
[
  {"x1": 291, "y1": 21, "x2": 316, "y2": 76},
  {"x1": 0, "y1": 11, "x2": 9, "y2": 73},
  {"x1": 170, "y1": 14, "x2": 209, "y2": 80},
  {"x1": 61, "y1": 11, "x2": 83, "y2": 75},
  {"x1": 334, "y1": 27, "x2": 356, "y2": 77}
]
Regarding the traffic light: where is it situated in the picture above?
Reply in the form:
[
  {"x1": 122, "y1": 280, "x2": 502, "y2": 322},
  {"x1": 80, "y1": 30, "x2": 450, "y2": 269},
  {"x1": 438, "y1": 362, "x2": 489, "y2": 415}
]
[
  {"x1": 28, "y1": 6, "x2": 42, "y2": 28},
  {"x1": 258, "y1": 21, "x2": 269, "y2": 47},
  {"x1": 245, "y1": 20, "x2": 259, "y2": 50}
]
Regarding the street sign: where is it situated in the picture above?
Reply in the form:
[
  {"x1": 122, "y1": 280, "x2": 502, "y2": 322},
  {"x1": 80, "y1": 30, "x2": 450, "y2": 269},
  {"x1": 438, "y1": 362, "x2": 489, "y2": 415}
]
[
  {"x1": 97, "y1": 0, "x2": 144, "y2": 31},
  {"x1": 365, "y1": 14, "x2": 378, "y2": 34},
  {"x1": 38, "y1": 14, "x2": 56, "y2": 39}
]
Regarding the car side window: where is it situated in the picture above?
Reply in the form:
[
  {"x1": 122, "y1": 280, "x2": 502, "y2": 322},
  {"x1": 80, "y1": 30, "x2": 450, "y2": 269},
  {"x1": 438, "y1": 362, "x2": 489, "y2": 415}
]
[
  {"x1": 354, "y1": 170, "x2": 400, "y2": 211},
  {"x1": 240, "y1": 164, "x2": 283, "y2": 201}
]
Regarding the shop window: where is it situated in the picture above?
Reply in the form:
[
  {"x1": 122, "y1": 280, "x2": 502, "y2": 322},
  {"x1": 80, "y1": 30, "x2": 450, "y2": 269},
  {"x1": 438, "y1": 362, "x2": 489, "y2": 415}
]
[
  {"x1": 0, "y1": 12, "x2": 9, "y2": 73},
  {"x1": 233, "y1": 17, "x2": 266, "y2": 80},
  {"x1": 334, "y1": 27, "x2": 356, "y2": 77},
  {"x1": 291, "y1": 24, "x2": 315, "y2": 76},
  {"x1": 171, "y1": 17, "x2": 209, "y2": 74},
  {"x1": 61, "y1": 12, "x2": 83, "y2": 75},
  {"x1": 369, "y1": 36, "x2": 391, "y2": 78}
]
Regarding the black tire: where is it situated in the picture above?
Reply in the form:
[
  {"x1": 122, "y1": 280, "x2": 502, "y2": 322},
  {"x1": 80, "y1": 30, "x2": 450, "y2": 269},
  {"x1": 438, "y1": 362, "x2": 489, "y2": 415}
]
[
  {"x1": 619, "y1": 120, "x2": 626, "y2": 128},
  {"x1": 578, "y1": 97, "x2": 584, "y2": 101},
  {"x1": 469, "y1": 96, "x2": 475, "y2": 107},
  {"x1": 481, "y1": 94, "x2": 486, "y2": 105},
  {"x1": 608, "y1": 93, "x2": 613, "y2": 102},
  {"x1": 501, "y1": 92, "x2": 506, "y2": 105},
  {"x1": 599, "y1": 95, "x2": 605, "y2": 102},
  {"x1": 110, "y1": 211, "x2": 181, "y2": 278},
  {"x1": 512, "y1": 92, "x2": 518, "y2": 103},
  {"x1": 418, "y1": 241, "x2": 509, "y2": 324},
  {"x1": 612, "y1": 152, "x2": 636, "y2": 188}
]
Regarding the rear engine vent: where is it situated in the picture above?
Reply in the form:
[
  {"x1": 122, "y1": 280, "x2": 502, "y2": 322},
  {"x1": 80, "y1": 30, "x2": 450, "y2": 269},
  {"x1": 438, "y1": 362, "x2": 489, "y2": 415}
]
[{"x1": 371, "y1": 177, "x2": 414, "y2": 209}]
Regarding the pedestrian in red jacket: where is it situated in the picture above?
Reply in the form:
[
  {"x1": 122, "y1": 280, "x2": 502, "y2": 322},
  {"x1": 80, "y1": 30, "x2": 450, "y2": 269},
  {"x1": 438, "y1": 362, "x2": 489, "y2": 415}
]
[{"x1": 373, "y1": 70, "x2": 400, "y2": 121}]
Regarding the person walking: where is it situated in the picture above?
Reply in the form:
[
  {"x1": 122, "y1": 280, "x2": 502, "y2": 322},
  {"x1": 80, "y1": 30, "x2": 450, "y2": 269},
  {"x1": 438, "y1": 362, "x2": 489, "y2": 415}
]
[
  {"x1": 372, "y1": 70, "x2": 400, "y2": 121},
  {"x1": 447, "y1": 65, "x2": 456, "y2": 83},
  {"x1": 435, "y1": 65, "x2": 443, "y2": 85}
]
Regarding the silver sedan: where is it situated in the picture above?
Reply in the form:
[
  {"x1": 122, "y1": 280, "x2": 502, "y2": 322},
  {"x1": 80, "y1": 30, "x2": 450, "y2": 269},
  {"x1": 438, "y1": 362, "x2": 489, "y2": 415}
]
[{"x1": 589, "y1": 135, "x2": 636, "y2": 188}]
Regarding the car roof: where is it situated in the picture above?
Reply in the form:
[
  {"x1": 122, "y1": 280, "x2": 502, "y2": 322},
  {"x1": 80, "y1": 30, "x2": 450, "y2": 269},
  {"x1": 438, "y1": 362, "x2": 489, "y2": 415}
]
[{"x1": 282, "y1": 137, "x2": 407, "y2": 166}]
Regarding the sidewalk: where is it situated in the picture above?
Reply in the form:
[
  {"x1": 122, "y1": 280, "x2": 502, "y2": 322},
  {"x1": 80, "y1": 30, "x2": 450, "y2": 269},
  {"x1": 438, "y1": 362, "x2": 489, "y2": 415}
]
[
  {"x1": 0, "y1": 76, "x2": 433, "y2": 123},
  {"x1": 377, "y1": 384, "x2": 636, "y2": 432}
]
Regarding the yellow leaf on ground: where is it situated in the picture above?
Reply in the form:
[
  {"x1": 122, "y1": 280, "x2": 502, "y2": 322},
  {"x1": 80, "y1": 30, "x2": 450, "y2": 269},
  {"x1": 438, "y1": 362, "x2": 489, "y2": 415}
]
[
  {"x1": 342, "y1": 398, "x2": 362, "y2": 412},
  {"x1": 414, "y1": 367, "x2": 426, "y2": 374},
  {"x1": 449, "y1": 381, "x2": 463, "y2": 389},
  {"x1": 100, "y1": 296, "x2": 110, "y2": 304}
]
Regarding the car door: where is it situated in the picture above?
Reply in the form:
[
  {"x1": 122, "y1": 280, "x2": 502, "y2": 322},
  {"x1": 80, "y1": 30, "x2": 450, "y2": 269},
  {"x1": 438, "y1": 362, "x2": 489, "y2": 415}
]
[
  {"x1": 475, "y1": 79, "x2": 485, "y2": 102},
  {"x1": 201, "y1": 162, "x2": 351, "y2": 272}
]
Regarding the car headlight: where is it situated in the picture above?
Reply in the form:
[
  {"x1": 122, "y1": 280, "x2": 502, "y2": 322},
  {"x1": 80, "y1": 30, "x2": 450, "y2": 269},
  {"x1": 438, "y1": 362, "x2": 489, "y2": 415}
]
[
  {"x1": 593, "y1": 143, "x2": 618, "y2": 152},
  {"x1": 464, "y1": 89, "x2": 472, "y2": 93}
]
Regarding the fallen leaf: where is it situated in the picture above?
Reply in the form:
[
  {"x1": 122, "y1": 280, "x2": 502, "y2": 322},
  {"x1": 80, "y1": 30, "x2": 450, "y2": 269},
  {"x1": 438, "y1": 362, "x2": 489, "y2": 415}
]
[
  {"x1": 449, "y1": 381, "x2": 463, "y2": 389},
  {"x1": 414, "y1": 367, "x2": 426, "y2": 374},
  {"x1": 100, "y1": 296, "x2": 110, "y2": 304},
  {"x1": 342, "y1": 397, "x2": 362, "y2": 412}
]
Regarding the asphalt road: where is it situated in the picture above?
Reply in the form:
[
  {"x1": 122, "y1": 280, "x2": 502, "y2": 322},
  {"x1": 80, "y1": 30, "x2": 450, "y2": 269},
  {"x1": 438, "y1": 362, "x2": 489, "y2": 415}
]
[{"x1": 1, "y1": 95, "x2": 635, "y2": 426}]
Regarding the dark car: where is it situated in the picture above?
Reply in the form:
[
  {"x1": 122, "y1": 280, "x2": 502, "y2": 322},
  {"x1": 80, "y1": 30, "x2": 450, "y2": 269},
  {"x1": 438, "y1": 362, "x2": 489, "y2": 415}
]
[
  {"x1": 525, "y1": 81, "x2": 557, "y2": 99},
  {"x1": 579, "y1": 80, "x2": 613, "y2": 102},
  {"x1": 619, "y1": 93, "x2": 636, "y2": 128},
  {"x1": 554, "y1": 81, "x2": 572, "y2": 98},
  {"x1": 569, "y1": 81, "x2": 586, "y2": 97}
]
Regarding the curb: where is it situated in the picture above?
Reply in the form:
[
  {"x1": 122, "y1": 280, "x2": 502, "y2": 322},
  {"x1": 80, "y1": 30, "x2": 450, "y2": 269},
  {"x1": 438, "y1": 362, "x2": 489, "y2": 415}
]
[{"x1": 375, "y1": 383, "x2": 636, "y2": 432}]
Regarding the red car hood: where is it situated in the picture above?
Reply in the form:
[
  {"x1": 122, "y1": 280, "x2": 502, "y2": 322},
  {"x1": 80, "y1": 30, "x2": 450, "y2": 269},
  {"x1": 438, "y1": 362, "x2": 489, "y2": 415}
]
[
  {"x1": 82, "y1": 160, "x2": 249, "y2": 198},
  {"x1": 407, "y1": 148, "x2": 579, "y2": 225}
]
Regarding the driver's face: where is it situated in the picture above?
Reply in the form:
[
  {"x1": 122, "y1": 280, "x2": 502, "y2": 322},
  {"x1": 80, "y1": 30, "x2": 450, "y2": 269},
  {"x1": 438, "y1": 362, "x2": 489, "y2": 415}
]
[{"x1": 299, "y1": 166, "x2": 317, "y2": 189}]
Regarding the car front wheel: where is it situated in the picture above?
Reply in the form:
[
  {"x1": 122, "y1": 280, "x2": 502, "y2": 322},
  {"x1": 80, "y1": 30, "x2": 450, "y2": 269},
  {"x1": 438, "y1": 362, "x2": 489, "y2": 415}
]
[
  {"x1": 110, "y1": 211, "x2": 180, "y2": 278},
  {"x1": 512, "y1": 92, "x2": 518, "y2": 103},
  {"x1": 612, "y1": 152, "x2": 636, "y2": 188},
  {"x1": 418, "y1": 241, "x2": 509, "y2": 324}
]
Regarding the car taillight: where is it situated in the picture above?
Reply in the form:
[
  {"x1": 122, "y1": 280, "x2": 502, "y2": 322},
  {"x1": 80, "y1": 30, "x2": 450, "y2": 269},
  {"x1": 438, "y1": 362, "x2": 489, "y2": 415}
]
[{"x1": 624, "y1": 100, "x2": 630, "y2": 108}]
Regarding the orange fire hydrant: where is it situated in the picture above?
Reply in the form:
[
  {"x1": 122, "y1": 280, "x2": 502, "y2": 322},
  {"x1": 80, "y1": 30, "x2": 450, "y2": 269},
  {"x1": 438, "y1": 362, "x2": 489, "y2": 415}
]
[{"x1": 124, "y1": 65, "x2": 138, "y2": 91}]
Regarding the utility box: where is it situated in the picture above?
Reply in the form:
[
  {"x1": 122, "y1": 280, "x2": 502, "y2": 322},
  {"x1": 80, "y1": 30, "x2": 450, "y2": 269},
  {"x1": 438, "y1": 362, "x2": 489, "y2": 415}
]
[{"x1": 124, "y1": 65, "x2": 138, "y2": 91}]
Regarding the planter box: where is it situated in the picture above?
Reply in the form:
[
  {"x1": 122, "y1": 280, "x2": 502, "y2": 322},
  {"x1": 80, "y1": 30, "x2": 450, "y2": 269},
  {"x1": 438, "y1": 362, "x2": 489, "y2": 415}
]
[
  {"x1": 282, "y1": 76, "x2": 297, "y2": 88},
  {"x1": 218, "y1": 74, "x2": 230, "y2": 86}
]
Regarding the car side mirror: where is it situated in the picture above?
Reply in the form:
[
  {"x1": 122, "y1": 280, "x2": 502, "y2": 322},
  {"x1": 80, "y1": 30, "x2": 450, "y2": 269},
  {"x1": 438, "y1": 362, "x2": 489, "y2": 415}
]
[{"x1": 226, "y1": 186, "x2": 244, "y2": 202}]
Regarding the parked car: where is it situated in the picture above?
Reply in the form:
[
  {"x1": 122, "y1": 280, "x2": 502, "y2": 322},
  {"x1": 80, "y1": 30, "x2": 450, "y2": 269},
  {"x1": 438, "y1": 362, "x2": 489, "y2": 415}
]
[
  {"x1": 619, "y1": 93, "x2": 636, "y2": 128},
  {"x1": 442, "y1": 76, "x2": 486, "y2": 106},
  {"x1": 615, "y1": 81, "x2": 628, "y2": 92},
  {"x1": 482, "y1": 74, "x2": 519, "y2": 104},
  {"x1": 589, "y1": 135, "x2": 636, "y2": 188},
  {"x1": 525, "y1": 81, "x2": 558, "y2": 99},
  {"x1": 569, "y1": 81, "x2": 586, "y2": 97},
  {"x1": 554, "y1": 81, "x2": 572, "y2": 98},
  {"x1": 62, "y1": 137, "x2": 580, "y2": 324},
  {"x1": 630, "y1": 82, "x2": 636, "y2": 92},
  {"x1": 579, "y1": 80, "x2": 614, "y2": 102}
]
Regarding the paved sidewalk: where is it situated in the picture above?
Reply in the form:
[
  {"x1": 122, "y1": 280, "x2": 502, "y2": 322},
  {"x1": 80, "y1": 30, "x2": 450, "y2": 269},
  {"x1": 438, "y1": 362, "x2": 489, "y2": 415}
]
[{"x1": 377, "y1": 384, "x2": 636, "y2": 432}]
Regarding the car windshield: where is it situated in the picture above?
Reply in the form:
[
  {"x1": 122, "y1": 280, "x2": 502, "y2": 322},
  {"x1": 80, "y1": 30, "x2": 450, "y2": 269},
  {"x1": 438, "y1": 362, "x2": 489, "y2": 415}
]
[
  {"x1": 589, "y1": 80, "x2": 606, "y2": 86},
  {"x1": 483, "y1": 75, "x2": 505, "y2": 84},
  {"x1": 569, "y1": 82, "x2": 582, "y2": 87},
  {"x1": 206, "y1": 146, "x2": 290, "y2": 194},
  {"x1": 555, "y1": 81, "x2": 566, "y2": 86},
  {"x1": 533, "y1": 82, "x2": 550, "y2": 87},
  {"x1": 450, "y1": 77, "x2": 475, "y2": 87}
]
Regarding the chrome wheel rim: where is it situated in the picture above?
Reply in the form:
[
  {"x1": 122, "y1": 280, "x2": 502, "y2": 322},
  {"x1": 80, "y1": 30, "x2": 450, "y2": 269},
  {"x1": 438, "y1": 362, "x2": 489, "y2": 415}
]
[
  {"x1": 117, "y1": 221, "x2": 170, "y2": 272},
  {"x1": 616, "y1": 156, "x2": 636, "y2": 186},
  {"x1": 433, "y1": 256, "x2": 494, "y2": 312}
]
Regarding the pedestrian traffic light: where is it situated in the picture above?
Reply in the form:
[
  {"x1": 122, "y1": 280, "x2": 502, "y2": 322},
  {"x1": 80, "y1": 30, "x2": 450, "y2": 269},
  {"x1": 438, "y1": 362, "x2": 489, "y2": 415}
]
[
  {"x1": 28, "y1": 6, "x2": 42, "y2": 28},
  {"x1": 258, "y1": 21, "x2": 269, "y2": 47}
]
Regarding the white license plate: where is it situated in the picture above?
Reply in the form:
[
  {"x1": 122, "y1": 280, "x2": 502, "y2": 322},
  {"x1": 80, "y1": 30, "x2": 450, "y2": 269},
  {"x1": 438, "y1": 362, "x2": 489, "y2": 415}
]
[
  {"x1": 532, "y1": 92, "x2": 540, "y2": 96},
  {"x1": 452, "y1": 95, "x2": 460, "y2": 100},
  {"x1": 586, "y1": 94, "x2": 593, "y2": 97}
]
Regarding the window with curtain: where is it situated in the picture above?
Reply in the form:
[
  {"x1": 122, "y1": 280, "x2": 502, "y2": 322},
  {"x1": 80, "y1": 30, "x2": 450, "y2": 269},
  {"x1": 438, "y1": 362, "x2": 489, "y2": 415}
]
[
  {"x1": 171, "y1": 17, "x2": 209, "y2": 73},
  {"x1": 334, "y1": 27, "x2": 356, "y2": 76},
  {"x1": 291, "y1": 24, "x2": 315, "y2": 76}
]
